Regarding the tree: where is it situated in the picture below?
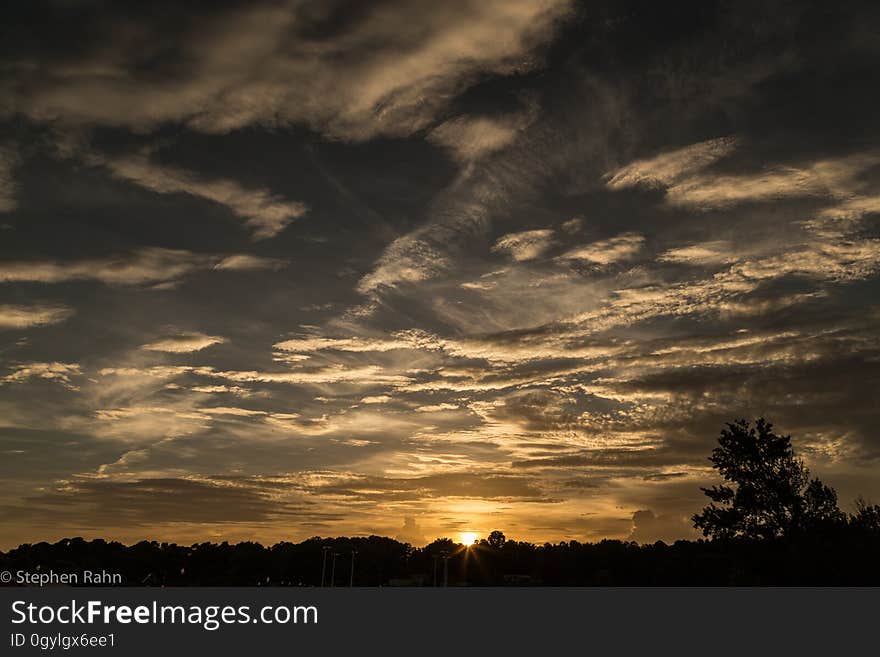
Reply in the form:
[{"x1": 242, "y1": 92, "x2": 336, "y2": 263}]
[
  {"x1": 487, "y1": 530, "x2": 506, "y2": 549},
  {"x1": 693, "y1": 418, "x2": 843, "y2": 540},
  {"x1": 801, "y1": 479, "x2": 845, "y2": 530},
  {"x1": 851, "y1": 497, "x2": 880, "y2": 535}
]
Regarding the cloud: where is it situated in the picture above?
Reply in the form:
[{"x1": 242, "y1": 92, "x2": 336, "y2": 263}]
[
  {"x1": 570, "y1": 230, "x2": 880, "y2": 335},
  {"x1": 97, "y1": 365, "x2": 198, "y2": 380},
  {"x1": 818, "y1": 194, "x2": 880, "y2": 222},
  {"x1": 557, "y1": 233, "x2": 645, "y2": 265},
  {"x1": 13, "y1": 477, "x2": 288, "y2": 526},
  {"x1": 666, "y1": 153, "x2": 880, "y2": 209},
  {"x1": 215, "y1": 365, "x2": 412, "y2": 387},
  {"x1": 415, "y1": 403, "x2": 460, "y2": 412},
  {"x1": 274, "y1": 326, "x2": 624, "y2": 367},
  {"x1": 213, "y1": 254, "x2": 288, "y2": 271},
  {"x1": 609, "y1": 138, "x2": 880, "y2": 211},
  {"x1": 0, "y1": 303, "x2": 74, "y2": 329},
  {"x1": 315, "y1": 472, "x2": 548, "y2": 502},
  {"x1": 0, "y1": 145, "x2": 17, "y2": 213},
  {"x1": 356, "y1": 104, "x2": 568, "y2": 294},
  {"x1": 360, "y1": 395, "x2": 392, "y2": 404},
  {"x1": 273, "y1": 335, "x2": 420, "y2": 354},
  {"x1": 357, "y1": 230, "x2": 457, "y2": 293},
  {"x1": 628, "y1": 509, "x2": 697, "y2": 544},
  {"x1": 606, "y1": 136, "x2": 739, "y2": 190},
  {"x1": 434, "y1": 331, "x2": 628, "y2": 365},
  {"x1": 96, "y1": 153, "x2": 306, "y2": 239},
  {"x1": 141, "y1": 332, "x2": 227, "y2": 353},
  {"x1": 5, "y1": 0, "x2": 571, "y2": 140},
  {"x1": 191, "y1": 385, "x2": 250, "y2": 396},
  {"x1": 729, "y1": 239, "x2": 880, "y2": 283},
  {"x1": 2, "y1": 362, "x2": 82, "y2": 389},
  {"x1": 0, "y1": 248, "x2": 279, "y2": 286},
  {"x1": 200, "y1": 406, "x2": 267, "y2": 417},
  {"x1": 396, "y1": 517, "x2": 427, "y2": 546},
  {"x1": 99, "y1": 363, "x2": 412, "y2": 387},
  {"x1": 491, "y1": 229, "x2": 556, "y2": 261},
  {"x1": 658, "y1": 241, "x2": 733, "y2": 266},
  {"x1": 560, "y1": 217, "x2": 583, "y2": 234},
  {"x1": 429, "y1": 112, "x2": 531, "y2": 162}
]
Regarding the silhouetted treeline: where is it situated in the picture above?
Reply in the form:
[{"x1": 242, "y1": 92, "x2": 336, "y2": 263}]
[{"x1": 3, "y1": 523, "x2": 880, "y2": 586}]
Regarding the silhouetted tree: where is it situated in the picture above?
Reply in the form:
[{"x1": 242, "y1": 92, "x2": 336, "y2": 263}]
[
  {"x1": 424, "y1": 538, "x2": 456, "y2": 553},
  {"x1": 487, "y1": 530, "x2": 506, "y2": 549},
  {"x1": 851, "y1": 497, "x2": 880, "y2": 535},
  {"x1": 693, "y1": 418, "x2": 843, "y2": 540},
  {"x1": 801, "y1": 479, "x2": 846, "y2": 531}
]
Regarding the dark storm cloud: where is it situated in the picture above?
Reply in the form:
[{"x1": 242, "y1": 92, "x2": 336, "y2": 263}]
[{"x1": 1, "y1": 0, "x2": 879, "y2": 546}]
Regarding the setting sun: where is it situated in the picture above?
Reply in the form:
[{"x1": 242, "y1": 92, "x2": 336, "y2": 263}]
[{"x1": 460, "y1": 532, "x2": 478, "y2": 545}]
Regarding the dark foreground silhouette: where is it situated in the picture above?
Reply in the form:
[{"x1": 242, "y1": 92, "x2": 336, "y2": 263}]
[{"x1": 3, "y1": 420, "x2": 879, "y2": 586}]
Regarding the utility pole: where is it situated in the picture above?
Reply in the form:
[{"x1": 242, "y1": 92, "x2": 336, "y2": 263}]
[
  {"x1": 349, "y1": 549, "x2": 357, "y2": 587},
  {"x1": 321, "y1": 545, "x2": 332, "y2": 587},
  {"x1": 330, "y1": 552, "x2": 338, "y2": 587},
  {"x1": 432, "y1": 554, "x2": 439, "y2": 587},
  {"x1": 441, "y1": 550, "x2": 449, "y2": 587}
]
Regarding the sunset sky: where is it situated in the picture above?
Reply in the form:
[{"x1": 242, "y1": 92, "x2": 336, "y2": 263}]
[{"x1": 1, "y1": 0, "x2": 879, "y2": 549}]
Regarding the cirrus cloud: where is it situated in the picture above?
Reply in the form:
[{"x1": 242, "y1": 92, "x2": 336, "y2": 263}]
[
  {"x1": 0, "y1": 303, "x2": 74, "y2": 329},
  {"x1": 141, "y1": 332, "x2": 227, "y2": 353},
  {"x1": 0, "y1": 248, "x2": 283, "y2": 287}
]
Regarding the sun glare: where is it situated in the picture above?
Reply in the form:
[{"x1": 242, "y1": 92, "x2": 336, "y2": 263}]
[{"x1": 460, "y1": 532, "x2": 478, "y2": 545}]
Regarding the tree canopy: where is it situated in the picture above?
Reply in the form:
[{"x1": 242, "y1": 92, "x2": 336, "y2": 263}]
[{"x1": 693, "y1": 418, "x2": 845, "y2": 540}]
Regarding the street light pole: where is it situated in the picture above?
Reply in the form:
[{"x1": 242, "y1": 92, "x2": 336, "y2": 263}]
[
  {"x1": 321, "y1": 545, "x2": 331, "y2": 587},
  {"x1": 330, "y1": 551, "x2": 338, "y2": 587},
  {"x1": 350, "y1": 549, "x2": 357, "y2": 587},
  {"x1": 432, "y1": 554, "x2": 438, "y2": 587}
]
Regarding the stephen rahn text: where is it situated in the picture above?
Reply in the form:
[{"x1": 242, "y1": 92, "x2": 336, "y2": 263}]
[{"x1": 16, "y1": 570, "x2": 122, "y2": 586}]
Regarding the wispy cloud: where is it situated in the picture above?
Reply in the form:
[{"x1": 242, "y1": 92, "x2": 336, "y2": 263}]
[
  {"x1": 2, "y1": 362, "x2": 82, "y2": 389},
  {"x1": 356, "y1": 102, "x2": 567, "y2": 294},
  {"x1": 357, "y1": 230, "x2": 458, "y2": 293},
  {"x1": 609, "y1": 138, "x2": 880, "y2": 211},
  {"x1": 606, "y1": 137, "x2": 739, "y2": 190},
  {"x1": 5, "y1": 0, "x2": 571, "y2": 140},
  {"x1": 492, "y1": 229, "x2": 556, "y2": 261},
  {"x1": 0, "y1": 248, "x2": 282, "y2": 286},
  {"x1": 93, "y1": 154, "x2": 306, "y2": 239},
  {"x1": 658, "y1": 241, "x2": 733, "y2": 266},
  {"x1": 99, "y1": 364, "x2": 413, "y2": 387},
  {"x1": 273, "y1": 335, "x2": 421, "y2": 354},
  {"x1": 557, "y1": 233, "x2": 645, "y2": 265},
  {"x1": 360, "y1": 395, "x2": 392, "y2": 405},
  {"x1": 429, "y1": 111, "x2": 532, "y2": 163},
  {"x1": 141, "y1": 332, "x2": 227, "y2": 353},
  {"x1": 665, "y1": 153, "x2": 880, "y2": 210},
  {"x1": 0, "y1": 303, "x2": 74, "y2": 329},
  {"x1": 213, "y1": 254, "x2": 288, "y2": 271}
]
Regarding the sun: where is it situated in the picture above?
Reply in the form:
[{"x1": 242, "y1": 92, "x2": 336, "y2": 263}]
[{"x1": 460, "y1": 532, "x2": 478, "y2": 545}]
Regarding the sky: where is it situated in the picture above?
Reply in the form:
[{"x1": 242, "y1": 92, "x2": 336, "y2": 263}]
[{"x1": 1, "y1": 0, "x2": 879, "y2": 549}]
